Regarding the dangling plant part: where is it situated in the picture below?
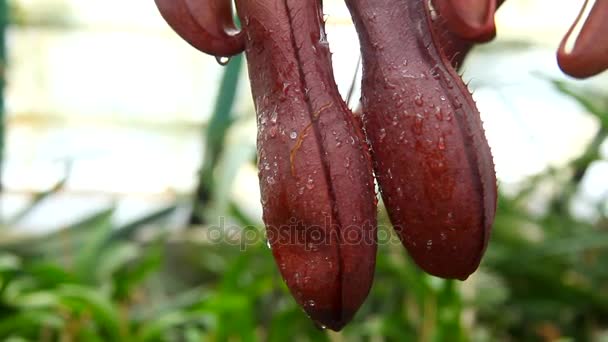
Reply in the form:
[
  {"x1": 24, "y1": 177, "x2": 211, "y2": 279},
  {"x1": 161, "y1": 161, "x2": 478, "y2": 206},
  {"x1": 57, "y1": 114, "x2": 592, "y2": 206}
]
[
  {"x1": 431, "y1": 0, "x2": 505, "y2": 69},
  {"x1": 557, "y1": 0, "x2": 608, "y2": 78},
  {"x1": 233, "y1": 0, "x2": 377, "y2": 330},
  {"x1": 345, "y1": 0, "x2": 497, "y2": 280},
  {"x1": 154, "y1": 0, "x2": 244, "y2": 57},
  {"x1": 432, "y1": 0, "x2": 497, "y2": 42}
]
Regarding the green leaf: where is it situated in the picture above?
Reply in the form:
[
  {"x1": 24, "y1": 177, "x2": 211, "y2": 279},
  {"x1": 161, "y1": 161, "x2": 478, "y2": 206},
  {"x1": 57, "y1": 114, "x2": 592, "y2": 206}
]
[
  {"x1": 0, "y1": 310, "x2": 64, "y2": 338},
  {"x1": 5, "y1": 177, "x2": 66, "y2": 227},
  {"x1": 25, "y1": 261, "x2": 78, "y2": 287},
  {"x1": 95, "y1": 241, "x2": 139, "y2": 283},
  {"x1": 131, "y1": 287, "x2": 208, "y2": 323},
  {"x1": 107, "y1": 203, "x2": 177, "y2": 244},
  {"x1": 112, "y1": 241, "x2": 163, "y2": 300},
  {"x1": 74, "y1": 209, "x2": 115, "y2": 283},
  {"x1": 56, "y1": 284, "x2": 123, "y2": 340},
  {"x1": 0, "y1": 207, "x2": 115, "y2": 259},
  {"x1": 11, "y1": 290, "x2": 61, "y2": 311},
  {"x1": 0, "y1": 254, "x2": 20, "y2": 273},
  {"x1": 137, "y1": 311, "x2": 212, "y2": 342}
]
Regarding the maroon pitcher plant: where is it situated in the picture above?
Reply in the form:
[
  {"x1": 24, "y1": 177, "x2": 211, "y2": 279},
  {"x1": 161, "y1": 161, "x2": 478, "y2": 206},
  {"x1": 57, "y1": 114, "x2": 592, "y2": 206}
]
[
  {"x1": 234, "y1": 0, "x2": 378, "y2": 330},
  {"x1": 345, "y1": 0, "x2": 497, "y2": 280},
  {"x1": 154, "y1": 0, "x2": 608, "y2": 331}
]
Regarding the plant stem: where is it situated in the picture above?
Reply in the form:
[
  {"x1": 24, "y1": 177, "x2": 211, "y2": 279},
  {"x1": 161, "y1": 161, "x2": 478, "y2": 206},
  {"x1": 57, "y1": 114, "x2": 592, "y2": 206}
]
[
  {"x1": 190, "y1": 55, "x2": 243, "y2": 225},
  {"x1": 0, "y1": 0, "x2": 7, "y2": 192}
]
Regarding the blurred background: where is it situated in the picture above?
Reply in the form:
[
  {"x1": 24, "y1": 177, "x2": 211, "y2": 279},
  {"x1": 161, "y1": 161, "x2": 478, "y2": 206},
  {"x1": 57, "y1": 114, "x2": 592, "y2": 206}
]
[{"x1": 0, "y1": 0, "x2": 607, "y2": 340}]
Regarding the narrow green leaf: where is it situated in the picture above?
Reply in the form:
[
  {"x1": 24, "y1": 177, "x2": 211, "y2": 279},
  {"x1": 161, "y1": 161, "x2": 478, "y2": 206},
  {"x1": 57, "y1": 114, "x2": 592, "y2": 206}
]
[{"x1": 56, "y1": 284, "x2": 123, "y2": 340}]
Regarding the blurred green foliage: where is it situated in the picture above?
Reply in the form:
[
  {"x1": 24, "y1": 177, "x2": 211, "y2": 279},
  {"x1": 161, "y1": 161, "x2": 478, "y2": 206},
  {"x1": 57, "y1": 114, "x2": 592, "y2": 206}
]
[{"x1": 1, "y1": 60, "x2": 608, "y2": 341}]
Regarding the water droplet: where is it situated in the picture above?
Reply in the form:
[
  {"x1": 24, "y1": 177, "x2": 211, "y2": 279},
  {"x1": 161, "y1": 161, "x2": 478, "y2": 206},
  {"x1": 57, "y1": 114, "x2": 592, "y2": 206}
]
[
  {"x1": 413, "y1": 114, "x2": 424, "y2": 135},
  {"x1": 266, "y1": 176, "x2": 276, "y2": 184},
  {"x1": 290, "y1": 131, "x2": 297, "y2": 140},
  {"x1": 438, "y1": 136, "x2": 446, "y2": 150},
  {"x1": 426, "y1": 240, "x2": 433, "y2": 249},
  {"x1": 269, "y1": 126, "x2": 278, "y2": 138},
  {"x1": 314, "y1": 322, "x2": 327, "y2": 330},
  {"x1": 344, "y1": 157, "x2": 351, "y2": 168},
  {"x1": 446, "y1": 79, "x2": 454, "y2": 89},
  {"x1": 414, "y1": 94, "x2": 424, "y2": 107},
  {"x1": 430, "y1": 66, "x2": 441, "y2": 79},
  {"x1": 440, "y1": 233, "x2": 447, "y2": 241},
  {"x1": 379, "y1": 128, "x2": 387, "y2": 141},
  {"x1": 440, "y1": 96, "x2": 446, "y2": 101},
  {"x1": 399, "y1": 131, "x2": 408, "y2": 143},
  {"x1": 306, "y1": 176, "x2": 315, "y2": 189},
  {"x1": 270, "y1": 107, "x2": 278, "y2": 123},
  {"x1": 435, "y1": 107, "x2": 444, "y2": 121},
  {"x1": 264, "y1": 163, "x2": 270, "y2": 171},
  {"x1": 266, "y1": 240, "x2": 272, "y2": 249},
  {"x1": 307, "y1": 300, "x2": 316, "y2": 307},
  {"x1": 350, "y1": 136, "x2": 356, "y2": 145},
  {"x1": 215, "y1": 56, "x2": 230, "y2": 66}
]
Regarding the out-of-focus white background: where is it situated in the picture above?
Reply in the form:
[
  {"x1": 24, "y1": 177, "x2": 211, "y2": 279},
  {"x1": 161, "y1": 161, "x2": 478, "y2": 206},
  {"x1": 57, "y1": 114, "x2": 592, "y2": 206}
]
[{"x1": 2, "y1": 0, "x2": 607, "y2": 232}]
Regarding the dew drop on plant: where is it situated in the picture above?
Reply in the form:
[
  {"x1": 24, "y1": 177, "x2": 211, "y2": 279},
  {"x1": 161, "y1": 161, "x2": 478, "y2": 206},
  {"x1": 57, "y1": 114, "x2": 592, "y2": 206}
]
[
  {"x1": 266, "y1": 239, "x2": 272, "y2": 249},
  {"x1": 435, "y1": 107, "x2": 443, "y2": 121},
  {"x1": 306, "y1": 176, "x2": 315, "y2": 189},
  {"x1": 413, "y1": 114, "x2": 424, "y2": 135},
  {"x1": 270, "y1": 107, "x2": 278, "y2": 123},
  {"x1": 446, "y1": 79, "x2": 454, "y2": 89},
  {"x1": 290, "y1": 131, "x2": 297, "y2": 140},
  {"x1": 398, "y1": 131, "x2": 407, "y2": 143},
  {"x1": 438, "y1": 136, "x2": 446, "y2": 150},
  {"x1": 215, "y1": 56, "x2": 230, "y2": 66},
  {"x1": 313, "y1": 321, "x2": 327, "y2": 330},
  {"x1": 379, "y1": 128, "x2": 387, "y2": 141},
  {"x1": 269, "y1": 126, "x2": 278, "y2": 138}
]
